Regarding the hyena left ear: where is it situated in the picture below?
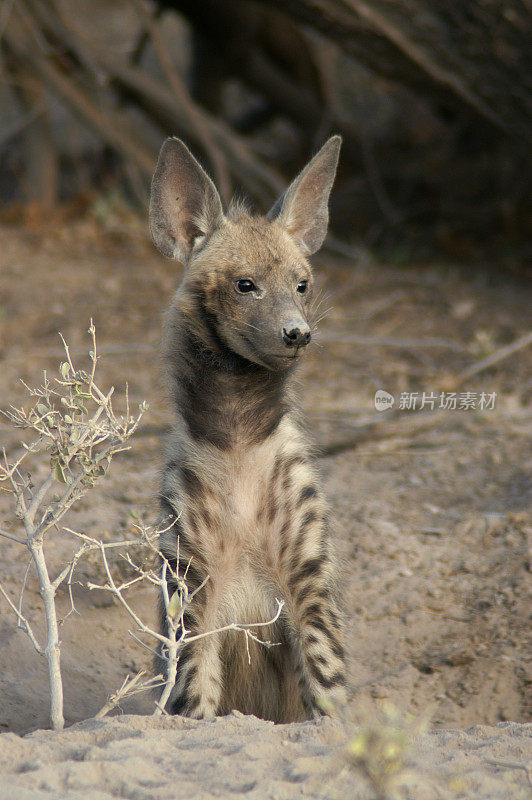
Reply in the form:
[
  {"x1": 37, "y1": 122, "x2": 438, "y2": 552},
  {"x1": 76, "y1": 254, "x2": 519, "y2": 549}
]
[
  {"x1": 150, "y1": 137, "x2": 225, "y2": 263},
  {"x1": 267, "y1": 135, "x2": 341, "y2": 255}
]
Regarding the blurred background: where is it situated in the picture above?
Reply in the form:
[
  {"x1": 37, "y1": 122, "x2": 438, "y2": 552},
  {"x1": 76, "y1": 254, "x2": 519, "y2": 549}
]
[{"x1": 0, "y1": 0, "x2": 531, "y2": 262}]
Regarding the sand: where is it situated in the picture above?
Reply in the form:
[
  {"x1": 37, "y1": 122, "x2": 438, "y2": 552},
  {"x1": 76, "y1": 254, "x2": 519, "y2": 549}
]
[
  {"x1": 0, "y1": 221, "x2": 530, "y2": 797},
  {"x1": 0, "y1": 714, "x2": 530, "y2": 799}
]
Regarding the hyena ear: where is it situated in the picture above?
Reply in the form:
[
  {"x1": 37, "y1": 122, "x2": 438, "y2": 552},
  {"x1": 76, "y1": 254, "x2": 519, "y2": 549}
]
[
  {"x1": 150, "y1": 137, "x2": 225, "y2": 262},
  {"x1": 267, "y1": 135, "x2": 341, "y2": 255}
]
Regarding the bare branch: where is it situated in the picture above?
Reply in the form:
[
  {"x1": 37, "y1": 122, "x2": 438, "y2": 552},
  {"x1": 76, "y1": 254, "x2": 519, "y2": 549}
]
[
  {"x1": 446, "y1": 331, "x2": 532, "y2": 390},
  {"x1": 25, "y1": 472, "x2": 55, "y2": 531},
  {"x1": 183, "y1": 599, "x2": 285, "y2": 648},
  {"x1": 95, "y1": 671, "x2": 165, "y2": 719},
  {"x1": 0, "y1": 529, "x2": 26, "y2": 544},
  {"x1": 0, "y1": 580, "x2": 43, "y2": 654},
  {"x1": 17, "y1": 557, "x2": 32, "y2": 623},
  {"x1": 88, "y1": 540, "x2": 169, "y2": 647}
]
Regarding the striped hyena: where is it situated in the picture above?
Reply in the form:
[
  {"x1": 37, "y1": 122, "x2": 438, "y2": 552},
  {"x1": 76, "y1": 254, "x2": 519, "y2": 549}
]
[{"x1": 150, "y1": 135, "x2": 346, "y2": 722}]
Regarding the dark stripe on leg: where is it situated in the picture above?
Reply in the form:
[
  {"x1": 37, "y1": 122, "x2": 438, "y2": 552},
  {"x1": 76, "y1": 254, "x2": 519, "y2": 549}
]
[
  {"x1": 309, "y1": 661, "x2": 345, "y2": 688},
  {"x1": 289, "y1": 557, "x2": 322, "y2": 589},
  {"x1": 299, "y1": 485, "x2": 318, "y2": 503}
]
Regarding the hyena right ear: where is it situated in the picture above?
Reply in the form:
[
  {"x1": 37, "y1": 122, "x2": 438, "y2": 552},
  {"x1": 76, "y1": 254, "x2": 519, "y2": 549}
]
[{"x1": 150, "y1": 137, "x2": 225, "y2": 263}]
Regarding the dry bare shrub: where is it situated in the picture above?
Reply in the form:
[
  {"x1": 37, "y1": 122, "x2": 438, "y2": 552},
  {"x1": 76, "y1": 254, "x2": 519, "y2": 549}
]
[{"x1": 0, "y1": 322, "x2": 147, "y2": 730}]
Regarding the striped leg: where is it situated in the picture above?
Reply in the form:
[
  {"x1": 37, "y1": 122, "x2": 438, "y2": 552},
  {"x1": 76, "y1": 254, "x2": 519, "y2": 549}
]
[
  {"x1": 157, "y1": 506, "x2": 223, "y2": 718},
  {"x1": 298, "y1": 587, "x2": 346, "y2": 714},
  {"x1": 285, "y1": 563, "x2": 346, "y2": 716},
  {"x1": 279, "y1": 475, "x2": 346, "y2": 715},
  {"x1": 161, "y1": 564, "x2": 224, "y2": 718},
  {"x1": 169, "y1": 630, "x2": 223, "y2": 718}
]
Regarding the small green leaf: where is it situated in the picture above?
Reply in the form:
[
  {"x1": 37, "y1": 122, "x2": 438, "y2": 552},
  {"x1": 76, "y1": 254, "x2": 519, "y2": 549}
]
[
  {"x1": 72, "y1": 397, "x2": 88, "y2": 414},
  {"x1": 52, "y1": 459, "x2": 66, "y2": 484},
  {"x1": 167, "y1": 589, "x2": 182, "y2": 619}
]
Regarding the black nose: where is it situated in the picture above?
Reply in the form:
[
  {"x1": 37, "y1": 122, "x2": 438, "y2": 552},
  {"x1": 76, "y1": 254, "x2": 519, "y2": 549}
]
[{"x1": 282, "y1": 326, "x2": 311, "y2": 347}]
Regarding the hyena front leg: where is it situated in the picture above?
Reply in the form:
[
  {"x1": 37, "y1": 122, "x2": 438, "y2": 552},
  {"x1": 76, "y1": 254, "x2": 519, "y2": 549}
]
[
  {"x1": 158, "y1": 511, "x2": 224, "y2": 718},
  {"x1": 170, "y1": 632, "x2": 223, "y2": 718},
  {"x1": 163, "y1": 567, "x2": 225, "y2": 718},
  {"x1": 282, "y1": 510, "x2": 346, "y2": 716}
]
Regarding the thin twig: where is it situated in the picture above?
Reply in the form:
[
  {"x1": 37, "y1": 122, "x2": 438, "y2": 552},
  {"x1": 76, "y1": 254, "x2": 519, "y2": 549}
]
[
  {"x1": 0, "y1": 580, "x2": 43, "y2": 654},
  {"x1": 483, "y1": 759, "x2": 532, "y2": 787},
  {"x1": 95, "y1": 671, "x2": 165, "y2": 719},
  {"x1": 0, "y1": 528, "x2": 26, "y2": 544},
  {"x1": 17, "y1": 557, "x2": 32, "y2": 622},
  {"x1": 129, "y1": 630, "x2": 161, "y2": 660},
  {"x1": 182, "y1": 600, "x2": 284, "y2": 647},
  {"x1": 446, "y1": 331, "x2": 532, "y2": 389}
]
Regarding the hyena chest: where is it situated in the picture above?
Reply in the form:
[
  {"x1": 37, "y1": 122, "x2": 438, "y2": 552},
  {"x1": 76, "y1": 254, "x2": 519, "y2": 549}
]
[
  {"x1": 190, "y1": 445, "x2": 280, "y2": 552},
  {"x1": 182, "y1": 421, "x2": 311, "y2": 568}
]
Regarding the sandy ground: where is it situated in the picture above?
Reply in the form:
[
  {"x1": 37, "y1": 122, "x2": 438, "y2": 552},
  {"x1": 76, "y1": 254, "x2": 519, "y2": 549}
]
[
  {"x1": 0, "y1": 714, "x2": 531, "y2": 800},
  {"x1": 0, "y1": 220, "x2": 530, "y2": 796}
]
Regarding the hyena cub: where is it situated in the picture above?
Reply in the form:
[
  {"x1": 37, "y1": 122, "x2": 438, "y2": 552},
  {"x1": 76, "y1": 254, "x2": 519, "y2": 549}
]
[{"x1": 150, "y1": 135, "x2": 345, "y2": 722}]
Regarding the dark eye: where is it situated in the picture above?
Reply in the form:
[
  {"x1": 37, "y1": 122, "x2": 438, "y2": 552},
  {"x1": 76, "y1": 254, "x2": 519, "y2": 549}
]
[
  {"x1": 236, "y1": 279, "x2": 256, "y2": 294},
  {"x1": 297, "y1": 280, "x2": 308, "y2": 294}
]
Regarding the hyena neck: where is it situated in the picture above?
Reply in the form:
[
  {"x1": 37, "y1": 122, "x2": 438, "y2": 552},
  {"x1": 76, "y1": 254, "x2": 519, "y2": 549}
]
[{"x1": 166, "y1": 312, "x2": 295, "y2": 451}]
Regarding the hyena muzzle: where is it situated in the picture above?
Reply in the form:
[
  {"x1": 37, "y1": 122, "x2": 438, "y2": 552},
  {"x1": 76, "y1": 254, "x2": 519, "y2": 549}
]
[{"x1": 150, "y1": 135, "x2": 346, "y2": 722}]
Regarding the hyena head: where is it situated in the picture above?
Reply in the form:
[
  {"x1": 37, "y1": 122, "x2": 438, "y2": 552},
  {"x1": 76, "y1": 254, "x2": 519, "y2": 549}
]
[{"x1": 149, "y1": 136, "x2": 341, "y2": 370}]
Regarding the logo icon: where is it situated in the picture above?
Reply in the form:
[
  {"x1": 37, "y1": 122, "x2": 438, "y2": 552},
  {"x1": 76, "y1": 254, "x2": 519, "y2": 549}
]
[{"x1": 374, "y1": 389, "x2": 394, "y2": 411}]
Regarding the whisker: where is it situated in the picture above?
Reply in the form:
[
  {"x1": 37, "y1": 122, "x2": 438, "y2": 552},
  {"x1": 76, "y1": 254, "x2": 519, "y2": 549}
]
[
  {"x1": 309, "y1": 289, "x2": 332, "y2": 316},
  {"x1": 238, "y1": 320, "x2": 265, "y2": 334},
  {"x1": 313, "y1": 302, "x2": 334, "y2": 317},
  {"x1": 309, "y1": 287, "x2": 325, "y2": 307},
  {"x1": 311, "y1": 306, "x2": 334, "y2": 328}
]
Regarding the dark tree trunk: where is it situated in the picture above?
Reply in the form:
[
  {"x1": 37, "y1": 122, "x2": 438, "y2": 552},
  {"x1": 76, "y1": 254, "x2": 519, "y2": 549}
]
[{"x1": 248, "y1": 0, "x2": 532, "y2": 143}]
